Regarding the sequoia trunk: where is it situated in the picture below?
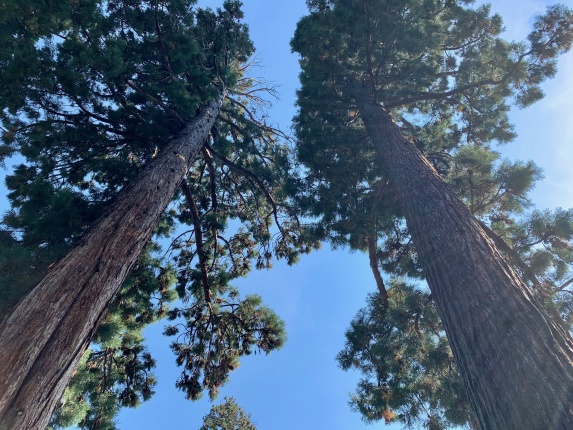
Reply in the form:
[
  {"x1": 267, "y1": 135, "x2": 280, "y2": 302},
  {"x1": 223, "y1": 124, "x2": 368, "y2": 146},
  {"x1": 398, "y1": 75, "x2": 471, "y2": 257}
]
[
  {"x1": 351, "y1": 80, "x2": 573, "y2": 430},
  {"x1": 0, "y1": 95, "x2": 222, "y2": 430}
]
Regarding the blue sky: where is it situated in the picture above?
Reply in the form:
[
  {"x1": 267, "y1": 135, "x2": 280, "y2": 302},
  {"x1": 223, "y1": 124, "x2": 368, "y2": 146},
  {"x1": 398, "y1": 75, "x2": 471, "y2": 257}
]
[
  {"x1": 113, "y1": 1, "x2": 573, "y2": 429},
  {"x1": 1, "y1": 0, "x2": 571, "y2": 429}
]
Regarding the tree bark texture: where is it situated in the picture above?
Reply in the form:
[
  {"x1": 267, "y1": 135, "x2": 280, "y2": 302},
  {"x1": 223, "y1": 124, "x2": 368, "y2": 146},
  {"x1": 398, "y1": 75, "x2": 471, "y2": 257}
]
[
  {"x1": 0, "y1": 94, "x2": 223, "y2": 430},
  {"x1": 350, "y1": 80, "x2": 573, "y2": 430}
]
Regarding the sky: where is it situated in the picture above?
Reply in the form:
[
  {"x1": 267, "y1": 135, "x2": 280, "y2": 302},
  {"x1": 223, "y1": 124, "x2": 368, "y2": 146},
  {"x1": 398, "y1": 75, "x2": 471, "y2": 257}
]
[{"x1": 1, "y1": 0, "x2": 572, "y2": 429}]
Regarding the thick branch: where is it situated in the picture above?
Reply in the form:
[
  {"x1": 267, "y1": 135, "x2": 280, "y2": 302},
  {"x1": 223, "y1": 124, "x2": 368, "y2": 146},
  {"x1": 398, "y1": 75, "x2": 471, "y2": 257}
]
[
  {"x1": 558, "y1": 278, "x2": 573, "y2": 292},
  {"x1": 367, "y1": 178, "x2": 390, "y2": 309},
  {"x1": 181, "y1": 178, "x2": 212, "y2": 303},
  {"x1": 202, "y1": 145, "x2": 218, "y2": 213},
  {"x1": 383, "y1": 77, "x2": 503, "y2": 109},
  {"x1": 368, "y1": 235, "x2": 388, "y2": 306}
]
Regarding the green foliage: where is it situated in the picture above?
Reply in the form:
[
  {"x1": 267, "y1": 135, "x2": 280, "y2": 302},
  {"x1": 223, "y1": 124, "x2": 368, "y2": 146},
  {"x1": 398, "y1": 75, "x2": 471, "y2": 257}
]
[
  {"x1": 446, "y1": 145, "x2": 542, "y2": 217},
  {"x1": 0, "y1": 0, "x2": 254, "y2": 198},
  {"x1": 0, "y1": 231, "x2": 56, "y2": 318},
  {"x1": 200, "y1": 396, "x2": 257, "y2": 430},
  {"x1": 166, "y1": 293, "x2": 285, "y2": 401},
  {"x1": 338, "y1": 280, "x2": 478, "y2": 429},
  {"x1": 496, "y1": 208, "x2": 573, "y2": 318}
]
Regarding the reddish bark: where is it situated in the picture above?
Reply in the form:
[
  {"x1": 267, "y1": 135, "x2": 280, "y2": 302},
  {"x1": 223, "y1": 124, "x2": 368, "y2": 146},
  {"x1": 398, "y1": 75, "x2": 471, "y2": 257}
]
[
  {"x1": 0, "y1": 95, "x2": 223, "y2": 430},
  {"x1": 351, "y1": 79, "x2": 573, "y2": 430}
]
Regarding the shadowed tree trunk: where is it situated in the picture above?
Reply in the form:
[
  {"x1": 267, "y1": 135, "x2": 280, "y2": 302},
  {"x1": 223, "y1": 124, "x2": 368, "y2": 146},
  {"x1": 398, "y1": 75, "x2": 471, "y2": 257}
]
[
  {"x1": 0, "y1": 94, "x2": 223, "y2": 430},
  {"x1": 350, "y1": 79, "x2": 573, "y2": 430}
]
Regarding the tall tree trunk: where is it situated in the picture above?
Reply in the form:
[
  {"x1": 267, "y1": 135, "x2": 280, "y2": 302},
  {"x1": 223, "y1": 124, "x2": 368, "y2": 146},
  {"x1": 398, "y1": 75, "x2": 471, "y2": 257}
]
[
  {"x1": 350, "y1": 80, "x2": 573, "y2": 430},
  {"x1": 0, "y1": 94, "x2": 223, "y2": 430}
]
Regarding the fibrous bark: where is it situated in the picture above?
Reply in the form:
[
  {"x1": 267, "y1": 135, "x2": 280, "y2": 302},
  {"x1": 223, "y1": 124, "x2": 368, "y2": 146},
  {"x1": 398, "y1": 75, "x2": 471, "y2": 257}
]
[
  {"x1": 0, "y1": 94, "x2": 223, "y2": 430},
  {"x1": 350, "y1": 79, "x2": 573, "y2": 430}
]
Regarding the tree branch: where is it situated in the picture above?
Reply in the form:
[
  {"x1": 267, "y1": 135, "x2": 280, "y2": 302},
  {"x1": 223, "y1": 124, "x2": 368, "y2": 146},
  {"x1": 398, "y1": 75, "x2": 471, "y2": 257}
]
[
  {"x1": 557, "y1": 277, "x2": 573, "y2": 292},
  {"x1": 368, "y1": 178, "x2": 390, "y2": 309},
  {"x1": 202, "y1": 145, "x2": 218, "y2": 213},
  {"x1": 383, "y1": 77, "x2": 503, "y2": 109},
  {"x1": 181, "y1": 178, "x2": 211, "y2": 303},
  {"x1": 206, "y1": 142, "x2": 286, "y2": 236},
  {"x1": 125, "y1": 80, "x2": 184, "y2": 124}
]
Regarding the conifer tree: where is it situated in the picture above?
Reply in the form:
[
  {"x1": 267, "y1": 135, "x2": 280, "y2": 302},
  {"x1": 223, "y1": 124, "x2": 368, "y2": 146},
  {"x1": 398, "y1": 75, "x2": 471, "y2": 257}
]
[
  {"x1": 199, "y1": 397, "x2": 257, "y2": 430},
  {"x1": 0, "y1": 1, "x2": 310, "y2": 428},
  {"x1": 292, "y1": 1, "x2": 573, "y2": 428}
]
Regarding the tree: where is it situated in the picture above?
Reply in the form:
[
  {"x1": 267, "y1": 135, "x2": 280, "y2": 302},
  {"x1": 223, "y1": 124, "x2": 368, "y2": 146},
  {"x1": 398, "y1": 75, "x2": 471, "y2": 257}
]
[
  {"x1": 292, "y1": 1, "x2": 573, "y2": 428},
  {"x1": 199, "y1": 397, "x2": 257, "y2": 430},
  {"x1": 0, "y1": 1, "x2": 311, "y2": 428},
  {"x1": 335, "y1": 144, "x2": 573, "y2": 428}
]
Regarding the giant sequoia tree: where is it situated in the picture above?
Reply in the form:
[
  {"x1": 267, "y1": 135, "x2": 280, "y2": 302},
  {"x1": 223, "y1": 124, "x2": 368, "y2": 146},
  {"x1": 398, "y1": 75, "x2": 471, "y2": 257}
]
[
  {"x1": 0, "y1": 1, "x2": 310, "y2": 429},
  {"x1": 292, "y1": 1, "x2": 573, "y2": 428}
]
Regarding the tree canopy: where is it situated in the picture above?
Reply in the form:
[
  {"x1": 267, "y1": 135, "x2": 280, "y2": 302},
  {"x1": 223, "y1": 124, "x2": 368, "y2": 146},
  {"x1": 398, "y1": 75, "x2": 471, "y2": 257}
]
[
  {"x1": 1, "y1": 0, "x2": 573, "y2": 428},
  {"x1": 199, "y1": 396, "x2": 257, "y2": 430}
]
